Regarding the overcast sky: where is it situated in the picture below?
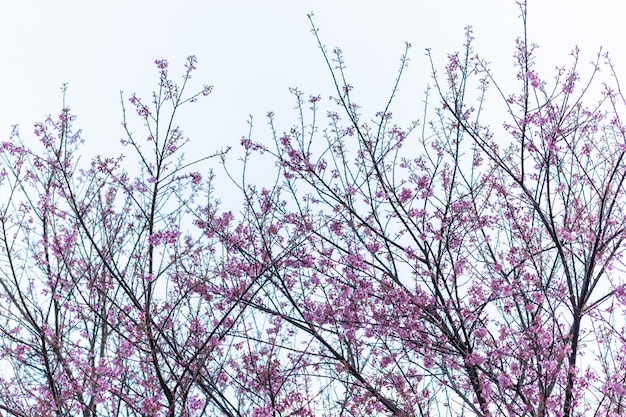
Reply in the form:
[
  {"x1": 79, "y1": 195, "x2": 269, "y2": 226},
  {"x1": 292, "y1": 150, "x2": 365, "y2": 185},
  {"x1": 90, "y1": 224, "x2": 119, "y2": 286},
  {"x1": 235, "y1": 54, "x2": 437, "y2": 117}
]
[{"x1": 0, "y1": 1, "x2": 623, "y2": 162}]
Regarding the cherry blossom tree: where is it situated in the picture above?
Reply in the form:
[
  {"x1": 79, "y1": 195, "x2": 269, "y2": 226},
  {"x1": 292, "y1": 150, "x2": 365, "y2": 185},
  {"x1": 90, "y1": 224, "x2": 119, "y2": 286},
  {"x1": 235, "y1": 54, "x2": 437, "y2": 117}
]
[
  {"x1": 0, "y1": 58, "x2": 251, "y2": 417},
  {"x1": 2, "y1": 1, "x2": 626, "y2": 416},
  {"x1": 214, "y1": 2, "x2": 626, "y2": 416}
]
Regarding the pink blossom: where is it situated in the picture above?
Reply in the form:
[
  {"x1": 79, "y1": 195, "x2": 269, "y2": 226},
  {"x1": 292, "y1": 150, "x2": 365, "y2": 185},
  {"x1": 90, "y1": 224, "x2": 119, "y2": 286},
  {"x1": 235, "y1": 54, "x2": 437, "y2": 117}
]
[
  {"x1": 475, "y1": 327, "x2": 488, "y2": 338},
  {"x1": 398, "y1": 187, "x2": 413, "y2": 203},
  {"x1": 526, "y1": 70, "x2": 541, "y2": 89}
]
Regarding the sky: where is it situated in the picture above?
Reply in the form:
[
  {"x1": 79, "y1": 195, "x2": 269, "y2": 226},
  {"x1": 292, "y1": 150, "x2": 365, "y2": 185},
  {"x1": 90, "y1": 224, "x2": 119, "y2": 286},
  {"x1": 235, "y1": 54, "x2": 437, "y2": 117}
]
[{"x1": 0, "y1": 1, "x2": 624, "y2": 165}]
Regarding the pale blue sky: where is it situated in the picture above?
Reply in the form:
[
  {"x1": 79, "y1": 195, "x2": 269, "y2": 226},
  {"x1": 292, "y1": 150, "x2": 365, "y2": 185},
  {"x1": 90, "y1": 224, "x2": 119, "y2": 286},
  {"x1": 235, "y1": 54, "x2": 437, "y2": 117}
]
[{"x1": 0, "y1": 1, "x2": 622, "y2": 160}]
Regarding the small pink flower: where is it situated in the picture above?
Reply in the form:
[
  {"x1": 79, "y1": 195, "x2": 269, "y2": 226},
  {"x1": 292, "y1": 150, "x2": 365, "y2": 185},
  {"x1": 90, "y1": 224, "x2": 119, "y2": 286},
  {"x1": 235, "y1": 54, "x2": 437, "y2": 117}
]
[
  {"x1": 154, "y1": 58, "x2": 168, "y2": 70},
  {"x1": 416, "y1": 175, "x2": 430, "y2": 190},
  {"x1": 498, "y1": 374, "x2": 513, "y2": 389},
  {"x1": 526, "y1": 70, "x2": 541, "y2": 89},
  {"x1": 398, "y1": 187, "x2": 413, "y2": 203},
  {"x1": 329, "y1": 221, "x2": 343, "y2": 235},
  {"x1": 190, "y1": 172, "x2": 202, "y2": 185}
]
